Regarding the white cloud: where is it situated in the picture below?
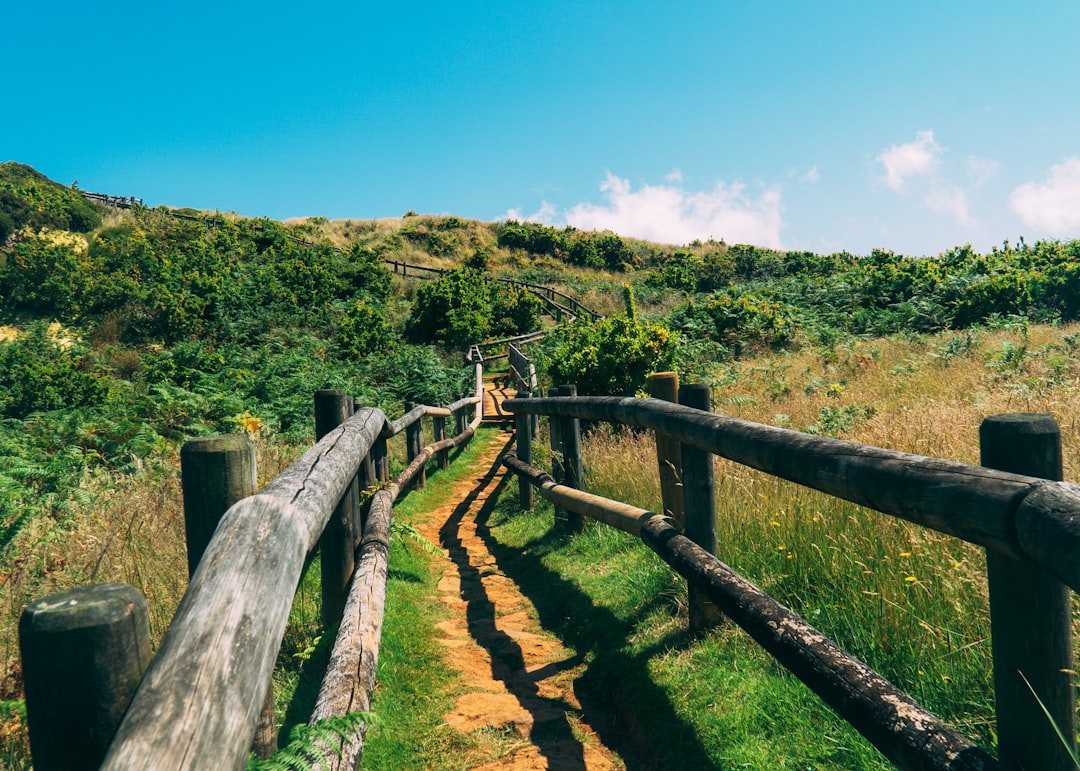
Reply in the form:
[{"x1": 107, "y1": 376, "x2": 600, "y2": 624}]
[
  {"x1": 562, "y1": 172, "x2": 784, "y2": 247},
  {"x1": 1010, "y1": 158, "x2": 1080, "y2": 234},
  {"x1": 504, "y1": 200, "x2": 558, "y2": 223},
  {"x1": 966, "y1": 156, "x2": 999, "y2": 187},
  {"x1": 800, "y1": 165, "x2": 820, "y2": 183},
  {"x1": 877, "y1": 130, "x2": 943, "y2": 191},
  {"x1": 665, "y1": 168, "x2": 684, "y2": 184},
  {"x1": 923, "y1": 186, "x2": 973, "y2": 226}
]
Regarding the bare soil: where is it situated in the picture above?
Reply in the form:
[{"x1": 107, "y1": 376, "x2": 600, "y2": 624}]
[{"x1": 412, "y1": 434, "x2": 622, "y2": 770}]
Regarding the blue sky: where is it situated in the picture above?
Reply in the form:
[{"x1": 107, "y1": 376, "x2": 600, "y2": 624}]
[{"x1": 7, "y1": 1, "x2": 1080, "y2": 256}]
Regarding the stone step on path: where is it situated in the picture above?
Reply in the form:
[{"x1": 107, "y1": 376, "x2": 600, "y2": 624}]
[{"x1": 412, "y1": 434, "x2": 621, "y2": 770}]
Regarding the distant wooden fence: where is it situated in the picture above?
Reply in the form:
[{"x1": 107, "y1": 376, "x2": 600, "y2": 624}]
[
  {"x1": 20, "y1": 361, "x2": 485, "y2": 770},
  {"x1": 502, "y1": 376, "x2": 1080, "y2": 771},
  {"x1": 78, "y1": 189, "x2": 602, "y2": 324}
]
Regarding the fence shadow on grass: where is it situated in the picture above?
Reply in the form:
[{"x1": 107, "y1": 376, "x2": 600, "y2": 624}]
[{"x1": 455, "y1": 441, "x2": 717, "y2": 770}]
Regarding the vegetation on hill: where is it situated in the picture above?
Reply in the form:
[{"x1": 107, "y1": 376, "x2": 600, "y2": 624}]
[{"x1": 3, "y1": 162, "x2": 1080, "y2": 767}]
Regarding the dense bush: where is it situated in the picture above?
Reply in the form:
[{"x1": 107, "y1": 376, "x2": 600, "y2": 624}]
[
  {"x1": 0, "y1": 324, "x2": 111, "y2": 419},
  {"x1": 0, "y1": 163, "x2": 103, "y2": 233},
  {"x1": 406, "y1": 268, "x2": 541, "y2": 348},
  {"x1": 539, "y1": 286, "x2": 678, "y2": 396}
]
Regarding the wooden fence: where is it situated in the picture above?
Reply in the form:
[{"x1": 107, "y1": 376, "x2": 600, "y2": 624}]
[
  {"x1": 501, "y1": 373, "x2": 1080, "y2": 771},
  {"x1": 78, "y1": 188, "x2": 602, "y2": 324},
  {"x1": 19, "y1": 363, "x2": 485, "y2": 770}
]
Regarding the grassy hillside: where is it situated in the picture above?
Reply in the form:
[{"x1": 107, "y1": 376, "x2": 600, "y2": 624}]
[{"x1": 3, "y1": 163, "x2": 1080, "y2": 766}]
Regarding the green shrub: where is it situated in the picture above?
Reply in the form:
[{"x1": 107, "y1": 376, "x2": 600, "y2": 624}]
[
  {"x1": 338, "y1": 299, "x2": 392, "y2": 356},
  {"x1": 0, "y1": 324, "x2": 111, "y2": 419},
  {"x1": 539, "y1": 286, "x2": 678, "y2": 396}
]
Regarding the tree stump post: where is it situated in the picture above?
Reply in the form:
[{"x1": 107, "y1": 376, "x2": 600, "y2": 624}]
[
  {"x1": 354, "y1": 399, "x2": 376, "y2": 538},
  {"x1": 557, "y1": 385, "x2": 586, "y2": 534},
  {"x1": 515, "y1": 389, "x2": 534, "y2": 510},
  {"x1": 180, "y1": 434, "x2": 257, "y2": 577},
  {"x1": 179, "y1": 432, "x2": 279, "y2": 758},
  {"x1": 679, "y1": 383, "x2": 723, "y2": 631},
  {"x1": 315, "y1": 390, "x2": 357, "y2": 628},
  {"x1": 434, "y1": 402, "x2": 449, "y2": 470},
  {"x1": 455, "y1": 393, "x2": 468, "y2": 436},
  {"x1": 405, "y1": 400, "x2": 426, "y2": 489},
  {"x1": 649, "y1": 372, "x2": 684, "y2": 530},
  {"x1": 20, "y1": 583, "x2": 152, "y2": 771},
  {"x1": 980, "y1": 413, "x2": 1076, "y2": 771}
]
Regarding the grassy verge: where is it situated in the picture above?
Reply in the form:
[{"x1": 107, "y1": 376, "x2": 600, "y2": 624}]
[{"x1": 325, "y1": 428, "x2": 507, "y2": 769}]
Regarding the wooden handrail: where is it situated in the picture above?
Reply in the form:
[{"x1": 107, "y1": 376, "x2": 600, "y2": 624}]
[{"x1": 502, "y1": 395, "x2": 1080, "y2": 589}]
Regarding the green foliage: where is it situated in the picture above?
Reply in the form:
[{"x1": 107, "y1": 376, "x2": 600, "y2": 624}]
[
  {"x1": 0, "y1": 163, "x2": 103, "y2": 233},
  {"x1": 497, "y1": 220, "x2": 640, "y2": 271},
  {"x1": 246, "y1": 712, "x2": 375, "y2": 770},
  {"x1": 647, "y1": 249, "x2": 735, "y2": 293},
  {"x1": 539, "y1": 288, "x2": 678, "y2": 396},
  {"x1": 338, "y1": 300, "x2": 392, "y2": 357},
  {"x1": 671, "y1": 289, "x2": 800, "y2": 353},
  {"x1": 0, "y1": 324, "x2": 111, "y2": 419},
  {"x1": 405, "y1": 268, "x2": 541, "y2": 348}
]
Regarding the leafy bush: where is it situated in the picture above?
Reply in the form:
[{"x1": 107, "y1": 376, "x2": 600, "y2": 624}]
[
  {"x1": 338, "y1": 300, "x2": 392, "y2": 356},
  {"x1": 0, "y1": 324, "x2": 111, "y2": 419},
  {"x1": 0, "y1": 163, "x2": 102, "y2": 233},
  {"x1": 406, "y1": 268, "x2": 541, "y2": 348},
  {"x1": 539, "y1": 286, "x2": 678, "y2": 396}
]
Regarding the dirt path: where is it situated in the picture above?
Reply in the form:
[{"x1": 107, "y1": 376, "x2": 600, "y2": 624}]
[{"x1": 412, "y1": 433, "x2": 622, "y2": 770}]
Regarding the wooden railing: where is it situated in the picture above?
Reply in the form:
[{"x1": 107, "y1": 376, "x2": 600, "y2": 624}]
[
  {"x1": 20, "y1": 362, "x2": 485, "y2": 770},
  {"x1": 501, "y1": 377, "x2": 1080, "y2": 771},
  {"x1": 387, "y1": 259, "x2": 601, "y2": 322},
  {"x1": 78, "y1": 187, "x2": 602, "y2": 324}
]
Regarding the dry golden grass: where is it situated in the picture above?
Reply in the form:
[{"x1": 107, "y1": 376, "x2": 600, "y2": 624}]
[{"x1": 0, "y1": 432, "x2": 303, "y2": 711}]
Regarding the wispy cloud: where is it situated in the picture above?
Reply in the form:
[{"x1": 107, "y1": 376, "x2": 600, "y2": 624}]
[
  {"x1": 923, "y1": 186, "x2": 973, "y2": 226},
  {"x1": 876, "y1": 130, "x2": 943, "y2": 191},
  {"x1": 558, "y1": 172, "x2": 784, "y2": 247},
  {"x1": 1010, "y1": 158, "x2": 1080, "y2": 234},
  {"x1": 966, "y1": 156, "x2": 999, "y2": 186},
  {"x1": 505, "y1": 200, "x2": 558, "y2": 224}
]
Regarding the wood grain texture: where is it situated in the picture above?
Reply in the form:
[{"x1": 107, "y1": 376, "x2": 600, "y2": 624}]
[
  {"x1": 102, "y1": 407, "x2": 385, "y2": 770},
  {"x1": 503, "y1": 395, "x2": 1080, "y2": 591},
  {"x1": 21, "y1": 583, "x2": 151, "y2": 771}
]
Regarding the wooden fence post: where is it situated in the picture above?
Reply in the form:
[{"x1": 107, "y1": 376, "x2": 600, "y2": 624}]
[
  {"x1": 557, "y1": 385, "x2": 586, "y2": 534},
  {"x1": 180, "y1": 434, "x2": 257, "y2": 577},
  {"x1": 354, "y1": 399, "x2": 376, "y2": 538},
  {"x1": 315, "y1": 390, "x2": 356, "y2": 628},
  {"x1": 455, "y1": 393, "x2": 468, "y2": 436},
  {"x1": 434, "y1": 402, "x2": 449, "y2": 470},
  {"x1": 679, "y1": 383, "x2": 722, "y2": 631},
  {"x1": 548, "y1": 387, "x2": 566, "y2": 525},
  {"x1": 515, "y1": 389, "x2": 534, "y2": 510},
  {"x1": 20, "y1": 583, "x2": 151, "y2": 770},
  {"x1": 980, "y1": 413, "x2": 1076, "y2": 771},
  {"x1": 179, "y1": 432, "x2": 275, "y2": 756},
  {"x1": 405, "y1": 401, "x2": 425, "y2": 489},
  {"x1": 649, "y1": 372, "x2": 684, "y2": 530}
]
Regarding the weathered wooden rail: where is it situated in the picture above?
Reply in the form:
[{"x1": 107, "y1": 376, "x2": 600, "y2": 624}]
[
  {"x1": 19, "y1": 362, "x2": 485, "y2": 770},
  {"x1": 502, "y1": 376, "x2": 1080, "y2": 771}
]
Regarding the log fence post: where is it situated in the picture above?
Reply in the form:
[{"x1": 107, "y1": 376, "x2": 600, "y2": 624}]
[
  {"x1": 515, "y1": 389, "x2": 534, "y2": 510},
  {"x1": 980, "y1": 413, "x2": 1076, "y2": 771},
  {"x1": 649, "y1": 372, "x2": 684, "y2": 530},
  {"x1": 548, "y1": 387, "x2": 566, "y2": 524},
  {"x1": 179, "y1": 432, "x2": 278, "y2": 758},
  {"x1": 405, "y1": 400, "x2": 425, "y2": 489},
  {"x1": 679, "y1": 383, "x2": 722, "y2": 631},
  {"x1": 315, "y1": 390, "x2": 357, "y2": 628},
  {"x1": 354, "y1": 399, "x2": 376, "y2": 538},
  {"x1": 434, "y1": 402, "x2": 449, "y2": 470},
  {"x1": 455, "y1": 392, "x2": 467, "y2": 436},
  {"x1": 557, "y1": 385, "x2": 586, "y2": 534},
  {"x1": 20, "y1": 583, "x2": 152, "y2": 771}
]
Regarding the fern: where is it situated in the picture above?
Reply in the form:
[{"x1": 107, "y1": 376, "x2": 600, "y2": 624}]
[
  {"x1": 246, "y1": 711, "x2": 377, "y2": 771},
  {"x1": 390, "y1": 520, "x2": 443, "y2": 556}
]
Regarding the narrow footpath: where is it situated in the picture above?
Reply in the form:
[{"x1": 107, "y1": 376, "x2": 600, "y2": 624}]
[{"x1": 411, "y1": 427, "x2": 622, "y2": 770}]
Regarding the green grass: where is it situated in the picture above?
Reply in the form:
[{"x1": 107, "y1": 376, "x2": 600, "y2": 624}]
[
  {"x1": 359, "y1": 428, "x2": 508, "y2": 769},
  {"x1": 480, "y1": 482, "x2": 896, "y2": 769}
]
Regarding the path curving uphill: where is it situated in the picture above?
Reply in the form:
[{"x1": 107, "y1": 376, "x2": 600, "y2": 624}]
[{"x1": 412, "y1": 434, "x2": 621, "y2": 770}]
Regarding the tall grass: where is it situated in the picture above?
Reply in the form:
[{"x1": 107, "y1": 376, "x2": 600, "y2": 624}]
[{"x1": 568, "y1": 322, "x2": 1080, "y2": 758}]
